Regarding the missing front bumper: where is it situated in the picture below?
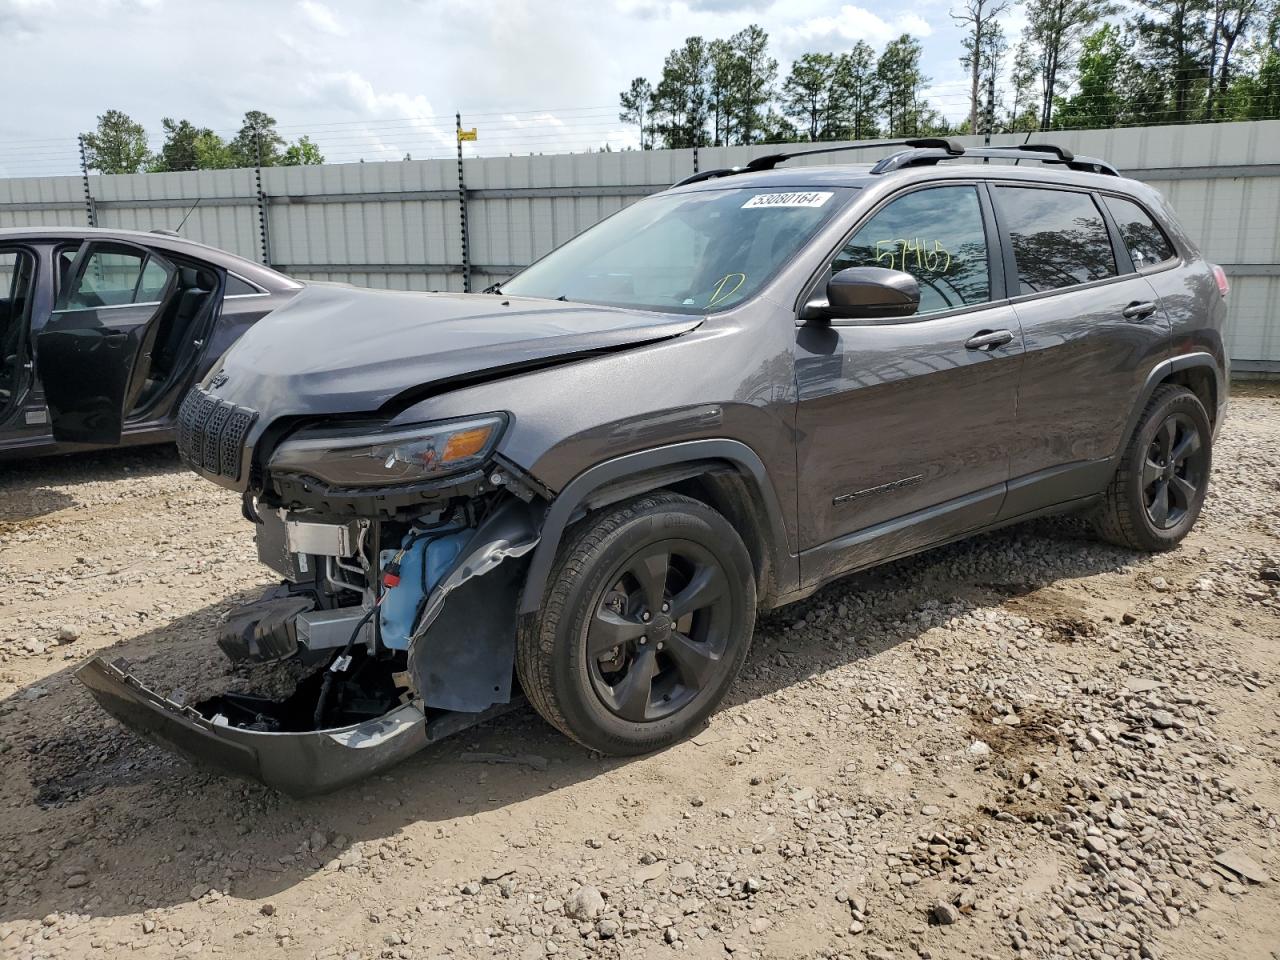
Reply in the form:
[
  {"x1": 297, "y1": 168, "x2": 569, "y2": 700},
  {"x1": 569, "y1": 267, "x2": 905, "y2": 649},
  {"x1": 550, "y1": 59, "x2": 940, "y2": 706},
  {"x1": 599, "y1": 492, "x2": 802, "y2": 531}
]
[{"x1": 76, "y1": 657, "x2": 518, "y2": 796}]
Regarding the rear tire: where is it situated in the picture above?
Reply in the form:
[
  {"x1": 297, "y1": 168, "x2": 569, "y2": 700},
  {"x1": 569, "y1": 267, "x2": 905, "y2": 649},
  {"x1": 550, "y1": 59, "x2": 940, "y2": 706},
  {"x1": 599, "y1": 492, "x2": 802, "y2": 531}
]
[
  {"x1": 516, "y1": 492, "x2": 756, "y2": 755},
  {"x1": 1094, "y1": 384, "x2": 1212, "y2": 551}
]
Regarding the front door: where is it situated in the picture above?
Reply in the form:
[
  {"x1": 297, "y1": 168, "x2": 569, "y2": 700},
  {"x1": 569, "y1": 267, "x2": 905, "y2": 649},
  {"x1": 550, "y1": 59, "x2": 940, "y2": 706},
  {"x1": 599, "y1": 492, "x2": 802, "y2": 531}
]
[
  {"x1": 36, "y1": 241, "x2": 177, "y2": 444},
  {"x1": 795, "y1": 182, "x2": 1024, "y2": 586},
  {"x1": 989, "y1": 184, "x2": 1172, "y2": 517}
]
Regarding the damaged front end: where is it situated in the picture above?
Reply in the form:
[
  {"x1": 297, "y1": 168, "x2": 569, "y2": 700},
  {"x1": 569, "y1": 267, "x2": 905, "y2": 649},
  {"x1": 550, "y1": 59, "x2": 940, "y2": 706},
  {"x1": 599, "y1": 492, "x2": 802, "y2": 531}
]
[{"x1": 78, "y1": 414, "x2": 544, "y2": 796}]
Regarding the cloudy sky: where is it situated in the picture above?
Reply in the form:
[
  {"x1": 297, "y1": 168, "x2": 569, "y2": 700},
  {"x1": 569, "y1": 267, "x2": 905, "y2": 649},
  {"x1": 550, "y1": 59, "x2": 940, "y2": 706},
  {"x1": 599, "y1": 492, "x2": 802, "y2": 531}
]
[{"x1": 0, "y1": 0, "x2": 1021, "y2": 178}]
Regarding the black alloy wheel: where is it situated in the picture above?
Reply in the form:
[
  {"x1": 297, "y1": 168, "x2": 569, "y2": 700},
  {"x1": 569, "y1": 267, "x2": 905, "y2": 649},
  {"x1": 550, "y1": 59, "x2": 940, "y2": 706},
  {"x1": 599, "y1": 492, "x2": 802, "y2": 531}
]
[
  {"x1": 1095, "y1": 383, "x2": 1213, "y2": 552},
  {"x1": 516, "y1": 491, "x2": 756, "y2": 756},
  {"x1": 1142, "y1": 412, "x2": 1207, "y2": 530},
  {"x1": 586, "y1": 540, "x2": 733, "y2": 723}
]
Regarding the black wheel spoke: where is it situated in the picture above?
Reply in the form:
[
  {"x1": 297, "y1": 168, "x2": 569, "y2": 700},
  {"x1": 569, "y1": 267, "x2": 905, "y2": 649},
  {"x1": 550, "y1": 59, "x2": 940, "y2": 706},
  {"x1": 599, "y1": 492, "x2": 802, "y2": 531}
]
[
  {"x1": 587, "y1": 535, "x2": 737, "y2": 725},
  {"x1": 668, "y1": 563, "x2": 726, "y2": 620},
  {"x1": 609, "y1": 647, "x2": 658, "y2": 722},
  {"x1": 1170, "y1": 474, "x2": 1196, "y2": 510},
  {"x1": 1149, "y1": 479, "x2": 1171, "y2": 525},
  {"x1": 587, "y1": 609, "x2": 648, "y2": 657},
  {"x1": 1142, "y1": 457, "x2": 1163, "y2": 488},
  {"x1": 1156, "y1": 419, "x2": 1176, "y2": 461},
  {"x1": 1171, "y1": 428, "x2": 1200, "y2": 464},
  {"x1": 665, "y1": 630, "x2": 719, "y2": 688},
  {"x1": 630, "y1": 552, "x2": 670, "y2": 613}
]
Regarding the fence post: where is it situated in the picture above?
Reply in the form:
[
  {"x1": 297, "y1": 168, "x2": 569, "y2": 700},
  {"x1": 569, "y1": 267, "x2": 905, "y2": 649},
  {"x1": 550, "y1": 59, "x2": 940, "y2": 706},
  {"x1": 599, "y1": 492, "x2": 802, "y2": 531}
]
[
  {"x1": 456, "y1": 112, "x2": 472, "y2": 293},
  {"x1": 984, "y1": 72, "x2": 996, "y2": 146},
  {"x1": 77, "y1": 135, "x2": 97, "y2": 227},
  {"x1": 255, "y1": 130, "x2": 272, "y2": 267}
]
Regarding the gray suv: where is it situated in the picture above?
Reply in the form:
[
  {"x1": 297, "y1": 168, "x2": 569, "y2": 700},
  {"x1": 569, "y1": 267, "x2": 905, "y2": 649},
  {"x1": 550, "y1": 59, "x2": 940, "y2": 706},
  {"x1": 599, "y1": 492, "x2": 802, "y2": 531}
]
[{"x1": 78, "y1": 139, "x2": 1229, "y2": 795}]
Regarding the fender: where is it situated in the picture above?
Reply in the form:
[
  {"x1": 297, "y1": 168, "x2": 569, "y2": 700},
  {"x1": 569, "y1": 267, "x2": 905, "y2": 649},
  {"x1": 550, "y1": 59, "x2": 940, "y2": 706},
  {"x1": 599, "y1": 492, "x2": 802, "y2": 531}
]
[
  {"x1": 1116, "y1": 351, "x2": 1224, "y2": 461},
  {"x1": 518, "y1": 439, "x2": 797, "y2": 615}
]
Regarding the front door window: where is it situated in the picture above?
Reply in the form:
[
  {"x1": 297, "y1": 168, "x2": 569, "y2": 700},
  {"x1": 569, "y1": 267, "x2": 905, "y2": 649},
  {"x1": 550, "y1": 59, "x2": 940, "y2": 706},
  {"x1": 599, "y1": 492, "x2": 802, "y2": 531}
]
[{"x1": 830, "y1": 185, "x2": 992, "y2": 314}]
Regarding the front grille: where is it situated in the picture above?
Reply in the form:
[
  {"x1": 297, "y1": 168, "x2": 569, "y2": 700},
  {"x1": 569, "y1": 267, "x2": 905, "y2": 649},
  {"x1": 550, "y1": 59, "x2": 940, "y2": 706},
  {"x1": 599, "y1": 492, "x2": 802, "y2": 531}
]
[{"x1": 176, "y1": 387, "x2": 257, "y2": 482}]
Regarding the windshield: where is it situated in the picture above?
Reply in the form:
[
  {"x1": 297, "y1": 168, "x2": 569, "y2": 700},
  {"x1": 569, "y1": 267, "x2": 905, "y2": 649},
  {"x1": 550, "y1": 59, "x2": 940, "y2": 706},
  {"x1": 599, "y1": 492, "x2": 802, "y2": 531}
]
[{"x1": 500, "y1": 186, "x2": 856, "y2": 314}]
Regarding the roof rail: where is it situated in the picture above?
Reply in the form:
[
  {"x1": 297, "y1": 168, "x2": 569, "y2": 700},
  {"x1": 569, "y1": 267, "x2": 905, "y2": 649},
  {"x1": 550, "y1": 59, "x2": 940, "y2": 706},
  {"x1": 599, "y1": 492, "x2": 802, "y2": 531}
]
[
  {"x1": 669, "y1": 137, "x2": 965, "y2": 189},
  {"x1": 871, "y1": 144, "x2": 1120, "y2": 177}
]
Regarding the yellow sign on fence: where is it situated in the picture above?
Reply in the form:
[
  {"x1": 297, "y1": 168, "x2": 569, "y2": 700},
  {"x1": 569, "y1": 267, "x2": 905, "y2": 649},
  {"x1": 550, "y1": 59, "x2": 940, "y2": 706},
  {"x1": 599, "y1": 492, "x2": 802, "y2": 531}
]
[{"x1": 457, "y1": 128, "x2": 478, "y2": 142}]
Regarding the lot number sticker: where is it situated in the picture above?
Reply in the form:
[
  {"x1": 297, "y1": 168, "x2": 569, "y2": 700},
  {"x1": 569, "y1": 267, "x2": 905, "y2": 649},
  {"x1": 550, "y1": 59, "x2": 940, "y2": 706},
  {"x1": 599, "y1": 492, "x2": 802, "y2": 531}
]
[{"x1": 742, "y1": 191, "x2": 833, "y2": 209}]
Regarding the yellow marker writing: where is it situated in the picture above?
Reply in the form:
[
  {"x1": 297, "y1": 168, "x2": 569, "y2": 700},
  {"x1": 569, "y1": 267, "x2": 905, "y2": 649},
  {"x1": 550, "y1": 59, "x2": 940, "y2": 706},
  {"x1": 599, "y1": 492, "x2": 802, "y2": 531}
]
[{"x1": 709, "y1": 272, "x2": 747, "y2": 306}]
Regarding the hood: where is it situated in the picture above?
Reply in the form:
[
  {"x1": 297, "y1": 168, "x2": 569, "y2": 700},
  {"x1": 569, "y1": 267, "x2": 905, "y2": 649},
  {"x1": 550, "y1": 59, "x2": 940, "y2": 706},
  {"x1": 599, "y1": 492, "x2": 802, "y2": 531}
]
[{"x1": 208, "y1": 283, "x2": 701, "y2": 417}]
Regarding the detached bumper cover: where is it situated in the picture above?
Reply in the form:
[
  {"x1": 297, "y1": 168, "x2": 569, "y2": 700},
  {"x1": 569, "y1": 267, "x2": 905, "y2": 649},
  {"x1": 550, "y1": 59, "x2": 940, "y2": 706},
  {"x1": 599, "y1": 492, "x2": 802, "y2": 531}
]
[{"x1": 76, "y1": 657, "x2": 513, "y2": 796}]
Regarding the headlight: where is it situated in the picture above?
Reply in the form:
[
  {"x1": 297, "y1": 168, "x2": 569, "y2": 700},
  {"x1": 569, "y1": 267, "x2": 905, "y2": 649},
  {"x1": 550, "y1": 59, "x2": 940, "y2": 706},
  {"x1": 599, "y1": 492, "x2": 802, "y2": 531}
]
[{"x1": 268, "y1": 414, "x2": 507, "y2": 488}]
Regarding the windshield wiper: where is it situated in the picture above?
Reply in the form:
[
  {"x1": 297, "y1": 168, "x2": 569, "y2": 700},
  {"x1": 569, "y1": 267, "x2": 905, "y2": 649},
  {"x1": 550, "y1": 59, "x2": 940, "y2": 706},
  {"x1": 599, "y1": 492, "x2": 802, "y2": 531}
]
[{"x1": 482, "y1": 282, "x2": 504, "y2": 295}]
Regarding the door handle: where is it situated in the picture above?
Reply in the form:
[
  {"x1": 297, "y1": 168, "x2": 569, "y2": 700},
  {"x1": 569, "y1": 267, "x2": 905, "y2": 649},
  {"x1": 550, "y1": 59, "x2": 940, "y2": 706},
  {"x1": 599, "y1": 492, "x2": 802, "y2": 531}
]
[
  {"x1": 1122, "y1": 300, "x2": 1158, "y2": 321},
  {"x1": 964, "y1": 329, "x2": 1014, "y2": 351}
]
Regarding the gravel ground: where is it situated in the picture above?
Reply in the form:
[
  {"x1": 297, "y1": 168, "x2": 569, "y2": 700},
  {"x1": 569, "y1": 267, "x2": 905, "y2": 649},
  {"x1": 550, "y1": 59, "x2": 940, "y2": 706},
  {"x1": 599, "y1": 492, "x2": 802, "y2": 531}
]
[{"x1": 0, "y1": 386, "x2": 1277, "y2": 960}]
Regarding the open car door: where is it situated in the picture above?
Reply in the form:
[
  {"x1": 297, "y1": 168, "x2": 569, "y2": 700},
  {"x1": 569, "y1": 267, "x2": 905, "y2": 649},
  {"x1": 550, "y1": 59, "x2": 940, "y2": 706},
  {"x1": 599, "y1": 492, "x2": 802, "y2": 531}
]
[{"x1": 36, "y1": 240, "x2": 178, "y2": 444}]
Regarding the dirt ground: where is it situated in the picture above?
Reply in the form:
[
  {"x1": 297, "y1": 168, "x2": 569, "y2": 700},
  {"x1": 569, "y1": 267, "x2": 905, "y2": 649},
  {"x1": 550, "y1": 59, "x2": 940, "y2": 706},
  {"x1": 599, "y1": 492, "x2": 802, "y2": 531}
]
[{"x1": 1, "y1": 386, "x2": 1277, "y2": 960}]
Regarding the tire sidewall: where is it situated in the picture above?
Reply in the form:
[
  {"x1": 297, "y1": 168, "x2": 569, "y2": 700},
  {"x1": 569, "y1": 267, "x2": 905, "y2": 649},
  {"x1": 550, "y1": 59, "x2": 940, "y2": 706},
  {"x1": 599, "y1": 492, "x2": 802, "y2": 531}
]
[{"x1": 550, "y1": 498, "x2": 755, "y2": 754}]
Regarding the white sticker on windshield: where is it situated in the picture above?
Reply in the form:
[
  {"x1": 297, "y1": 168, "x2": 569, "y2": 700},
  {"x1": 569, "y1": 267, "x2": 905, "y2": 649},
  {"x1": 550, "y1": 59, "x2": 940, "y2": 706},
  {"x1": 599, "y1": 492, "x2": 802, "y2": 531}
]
[{"x1": 741, "y1": 191, "x2": 833, "y2": 209}]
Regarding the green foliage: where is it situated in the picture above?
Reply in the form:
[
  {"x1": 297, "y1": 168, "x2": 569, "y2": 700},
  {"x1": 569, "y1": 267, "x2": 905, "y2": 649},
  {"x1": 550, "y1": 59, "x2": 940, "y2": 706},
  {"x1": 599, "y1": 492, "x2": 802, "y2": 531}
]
[
  {"x1": 81, "y1": 109, "x2": 150, "y2": 174},
  {"x1": 151, "y1": 118, "x2": 233, "y2": 172},
  {"x1": 282, "y1": 136, "x2": 325, "y2": 166},
  {"x1": 877, "y1": 35, "x2": 931, "y2": 136},
  {"x1": 230, "y1": 110, "x2": 288, "y2": 167},
  {"x1": 619, "y1": 77, "x2": 655, "y2": 149},
  {"x1": 781, "y1": 53, "x2": 838, "y2": 141}
]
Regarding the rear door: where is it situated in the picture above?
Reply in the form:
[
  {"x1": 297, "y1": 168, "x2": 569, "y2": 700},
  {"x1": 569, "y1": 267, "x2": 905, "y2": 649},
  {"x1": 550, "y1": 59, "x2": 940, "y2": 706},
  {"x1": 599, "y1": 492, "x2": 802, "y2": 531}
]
[
  {"x1": 36, "y1": 241, "x2": 177, "y2": 444},
  {"x1": 990, "y1": 184, "x2": 1171, "y2": 518}
]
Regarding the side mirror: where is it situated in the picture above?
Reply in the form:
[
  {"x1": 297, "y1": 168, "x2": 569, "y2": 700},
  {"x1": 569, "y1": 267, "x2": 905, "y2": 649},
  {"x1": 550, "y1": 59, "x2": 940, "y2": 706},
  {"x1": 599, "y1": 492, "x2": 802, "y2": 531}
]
[{"x1": 803, "y1": 266, "x2": 920, "y2": 322}]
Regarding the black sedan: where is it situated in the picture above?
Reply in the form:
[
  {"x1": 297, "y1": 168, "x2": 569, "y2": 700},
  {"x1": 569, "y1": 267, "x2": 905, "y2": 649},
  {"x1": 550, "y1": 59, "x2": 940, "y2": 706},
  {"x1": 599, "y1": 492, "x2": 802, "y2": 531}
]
[{"x1": 0, "y1": 227, "x2": 301, "y2": 459}]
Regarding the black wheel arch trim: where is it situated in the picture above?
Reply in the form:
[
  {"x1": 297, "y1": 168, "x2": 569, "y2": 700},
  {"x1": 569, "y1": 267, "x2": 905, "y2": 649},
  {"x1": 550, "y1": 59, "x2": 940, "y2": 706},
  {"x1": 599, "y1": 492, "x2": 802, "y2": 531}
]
[
  {"x1": 518, "y1": 440, "x2": 796, "y2": 615},
  {"x1": 1118, "y1": 352, "x2": 1224, "y2": 461}
]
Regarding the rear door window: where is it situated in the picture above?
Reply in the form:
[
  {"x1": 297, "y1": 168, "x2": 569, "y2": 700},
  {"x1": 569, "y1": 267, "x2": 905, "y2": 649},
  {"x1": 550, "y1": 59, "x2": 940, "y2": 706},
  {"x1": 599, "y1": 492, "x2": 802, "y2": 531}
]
[
  {"x1": 1102, "y1": 195, "x2": 1177, "y2": 268},
  {"x1": 56, "y1": 248, "x2": 173, "y2": 311},
  {"x1": 993, "y1": 186, "x2": 1117, "y2": 295},
  {"x1": 830, "y1": 185, "x2": 992, "y2": 315}
]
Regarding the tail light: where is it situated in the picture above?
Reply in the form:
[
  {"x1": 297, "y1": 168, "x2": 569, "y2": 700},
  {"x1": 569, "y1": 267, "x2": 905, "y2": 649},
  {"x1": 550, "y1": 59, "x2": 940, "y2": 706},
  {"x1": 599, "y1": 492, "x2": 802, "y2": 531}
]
[{"x1": 1211, "y1": 264, "x2": 1230, "y2": 298}]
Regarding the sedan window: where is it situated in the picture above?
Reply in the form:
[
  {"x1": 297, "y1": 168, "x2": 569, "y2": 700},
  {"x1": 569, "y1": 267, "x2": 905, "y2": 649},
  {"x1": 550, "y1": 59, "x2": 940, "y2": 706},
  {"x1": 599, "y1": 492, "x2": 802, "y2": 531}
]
[{"x1": 57, "y1": 249, "x2": 170, "y2": 310}]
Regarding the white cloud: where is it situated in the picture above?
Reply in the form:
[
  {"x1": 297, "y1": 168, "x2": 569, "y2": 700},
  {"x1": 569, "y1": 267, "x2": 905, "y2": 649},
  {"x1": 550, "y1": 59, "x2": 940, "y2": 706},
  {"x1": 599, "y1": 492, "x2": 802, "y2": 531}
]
[
  {"x1": 0, "y1": 0, "x2": 979, "y2": 173},
  {"x1": 297, "y1": 0, "x2": 345, "y2": 36},
  {"x1": 778, "y1": 5, "x2": 932, "y2": 56}
]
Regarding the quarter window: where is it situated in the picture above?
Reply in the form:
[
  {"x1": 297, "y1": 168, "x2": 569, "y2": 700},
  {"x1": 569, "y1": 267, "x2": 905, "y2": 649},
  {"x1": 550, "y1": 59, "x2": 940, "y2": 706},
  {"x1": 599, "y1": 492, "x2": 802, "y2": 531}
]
[
  {"x1": 994, "y1": 186, "x2": 1117, "y2": 294},
  {"x1": 226, "y1": 274, "x2": 263, "y2": 296},
  {"x1": 830, "y1": 186, "x2": 991, "y2": 315},
  {"x1": 1102, "y1": 195, "x2": 1177, "y2": 268}
]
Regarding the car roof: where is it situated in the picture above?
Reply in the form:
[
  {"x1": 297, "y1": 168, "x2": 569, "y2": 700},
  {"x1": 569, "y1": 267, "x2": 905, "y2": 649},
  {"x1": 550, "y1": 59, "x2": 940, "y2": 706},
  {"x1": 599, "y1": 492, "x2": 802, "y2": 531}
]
[{"x1": 0, "y1": 225, "x2": 300, "y2": 290}]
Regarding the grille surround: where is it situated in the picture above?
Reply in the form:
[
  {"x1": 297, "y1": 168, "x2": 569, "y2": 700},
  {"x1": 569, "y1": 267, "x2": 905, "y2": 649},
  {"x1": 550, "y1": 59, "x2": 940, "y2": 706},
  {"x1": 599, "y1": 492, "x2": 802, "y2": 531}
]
[{"x1": 176, "y1": 387, "x2": 257, "y2": 482}]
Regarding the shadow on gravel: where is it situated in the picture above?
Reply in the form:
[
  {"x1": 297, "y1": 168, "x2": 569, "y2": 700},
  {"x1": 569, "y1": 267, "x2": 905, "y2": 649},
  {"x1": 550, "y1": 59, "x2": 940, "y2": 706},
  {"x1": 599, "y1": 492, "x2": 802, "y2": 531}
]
[
  {"x1": 0, "y1": 513, "x2": 1140, "y2": 924},
  {"x1": 0, "y1": 443, "x2": 184, "y2": 523}
]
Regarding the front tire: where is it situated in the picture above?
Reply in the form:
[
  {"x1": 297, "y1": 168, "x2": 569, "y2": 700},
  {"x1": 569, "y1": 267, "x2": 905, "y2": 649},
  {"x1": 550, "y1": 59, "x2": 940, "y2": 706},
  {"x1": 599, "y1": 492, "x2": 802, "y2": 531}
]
[
  {"x1": 516, "y1": 492, "x2": 756, "y2": 755},
  {"x1": 1094, "y1": 384, "x2": 1212, "y2": 551}
]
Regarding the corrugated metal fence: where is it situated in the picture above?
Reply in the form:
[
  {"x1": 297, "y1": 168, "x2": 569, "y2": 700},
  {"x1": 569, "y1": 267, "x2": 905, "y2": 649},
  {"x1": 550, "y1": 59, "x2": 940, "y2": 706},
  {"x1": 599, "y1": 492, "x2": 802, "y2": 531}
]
[{"x1": 2, "y1": 120, "x2": 1277, "y2": 370}]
